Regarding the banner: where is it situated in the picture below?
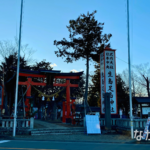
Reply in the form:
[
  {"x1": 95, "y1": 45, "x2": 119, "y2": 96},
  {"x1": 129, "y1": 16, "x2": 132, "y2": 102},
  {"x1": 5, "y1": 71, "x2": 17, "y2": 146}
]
[
  {"x1": 100, "y1": 52, "x2": 105, "y2": 114},
  {"x1": 100, "y1": 47, "x2": 117, "y2": 114}
]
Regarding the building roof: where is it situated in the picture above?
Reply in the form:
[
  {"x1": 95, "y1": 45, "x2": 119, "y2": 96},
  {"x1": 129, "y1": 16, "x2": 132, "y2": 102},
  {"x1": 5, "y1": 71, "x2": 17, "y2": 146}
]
[
  {"x1": 104, "y1": 47, "x2": 116, "y2": 51},
  {"x1": 13, "y1": 67, "x2": 83, "y2": 77},
  {"x1": 133, "y1": 97, "x2": 150, "y2": 104},
  {"x1": 19, "y1": 68, "x2": 61, "y2": 74},
  {"x1": 58, "y1": 72, "x2": 83, "y2": 76}
]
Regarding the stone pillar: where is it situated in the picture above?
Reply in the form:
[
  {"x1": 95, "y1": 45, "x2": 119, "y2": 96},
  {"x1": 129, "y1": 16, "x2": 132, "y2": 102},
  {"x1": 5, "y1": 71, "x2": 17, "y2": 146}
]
[
  {"x1": 10, "y1": 121, "x2": 13, "y2": 127},
  {"x1": 26, "y1": 121, "x2": 29, "y2": 127},
  {"x1": 22, "y1": 121, "x2": 25, "y2": 127},
  {"x1": 30, "y1": 117, "x2": 34, "y2": 129},
  {"x1": 2, "y1": 121, "x2": 5, "y2": 127},
  {"x1": 104, "y1": 93, "x2": 111, "y2": 130},
  {"x1": 6, "y1": 121, "x2": 8, "y2": 127}
]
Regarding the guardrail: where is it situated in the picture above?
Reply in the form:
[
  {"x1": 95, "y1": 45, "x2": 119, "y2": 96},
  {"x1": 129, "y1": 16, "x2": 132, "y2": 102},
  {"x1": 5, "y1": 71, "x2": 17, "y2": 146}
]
[{"x1": 0, "y1": 117, "x2": 34, "y2": 129}]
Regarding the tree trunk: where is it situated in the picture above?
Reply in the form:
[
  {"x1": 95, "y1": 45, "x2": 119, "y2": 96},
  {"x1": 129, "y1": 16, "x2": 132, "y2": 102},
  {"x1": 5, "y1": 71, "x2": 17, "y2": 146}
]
[
  {"x1": 146, "y1": 79, "x2": 150, "y2": 106},
  {"x1": 4, "y1": 91, "x2": 8, "y2": 115},
  {"x1": 84, "y1": 55, "x2": 89, "y2": 116},
  {"x1": 146, "y1": 79, "x2": 150, "y2": 97},
  {"x1": 148, "y1": 81, "x2": 150, "y2": 97},
  {"x1": 8, "y1": 92, "x2": 11, "y2": 116}
]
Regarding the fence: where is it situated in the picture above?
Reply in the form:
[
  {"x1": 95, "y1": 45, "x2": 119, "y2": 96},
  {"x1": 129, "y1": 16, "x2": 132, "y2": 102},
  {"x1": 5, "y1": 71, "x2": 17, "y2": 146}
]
[
  {"x1": 0, "y1": 117, "x2": 34, "y2": 129},
  {"x1": 100, "y1": 118, "x2": 147, "y2": 130}
]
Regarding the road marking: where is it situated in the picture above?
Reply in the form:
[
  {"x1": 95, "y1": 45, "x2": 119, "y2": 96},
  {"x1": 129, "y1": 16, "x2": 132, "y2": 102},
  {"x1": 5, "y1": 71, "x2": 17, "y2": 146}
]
[
  {"x1": 0, "y1": 148, "x2": 59, "y2": 150},
  {"x1": 0, "y1": 140, "x2": 10, "y2": 144}
]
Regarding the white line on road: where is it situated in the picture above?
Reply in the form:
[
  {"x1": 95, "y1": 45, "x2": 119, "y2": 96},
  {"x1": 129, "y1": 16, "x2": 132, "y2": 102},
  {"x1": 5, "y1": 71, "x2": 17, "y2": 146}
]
[{"x1": 0, "y1": 140, "x2": 10, "y2": 144}]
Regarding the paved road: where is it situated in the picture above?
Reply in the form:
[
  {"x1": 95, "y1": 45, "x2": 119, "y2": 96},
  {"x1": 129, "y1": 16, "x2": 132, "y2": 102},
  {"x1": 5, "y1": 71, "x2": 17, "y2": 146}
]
[{"x1": 0, "y1": 140, "x2": 150, "y2": 150}]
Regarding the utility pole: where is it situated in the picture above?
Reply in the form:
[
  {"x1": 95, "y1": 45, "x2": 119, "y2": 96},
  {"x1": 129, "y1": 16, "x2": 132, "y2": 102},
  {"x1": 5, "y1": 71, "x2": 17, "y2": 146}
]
[
  {"x1": 133, "y1": 78, "x2": 135, "y2": 97},
  {"x1": 3, "y1": 67, "x2": 4, "y2": 94},
  {"x1": 127, "y1": 0, "x2": 133, "y2": 139},
  {"x1": 13, "y1": 0, "x2": 23, "y2": 137}
]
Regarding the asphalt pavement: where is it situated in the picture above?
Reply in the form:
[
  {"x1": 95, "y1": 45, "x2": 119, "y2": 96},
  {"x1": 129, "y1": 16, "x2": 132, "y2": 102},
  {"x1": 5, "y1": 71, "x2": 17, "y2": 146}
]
[{"x1": 0, "y1": 140, "x2": 150, "y2": 150}]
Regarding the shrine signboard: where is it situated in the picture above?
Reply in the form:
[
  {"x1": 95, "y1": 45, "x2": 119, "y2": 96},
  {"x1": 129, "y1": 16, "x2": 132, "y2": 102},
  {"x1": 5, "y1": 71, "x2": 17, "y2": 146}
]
[{"x1": 100, "y1": 47, "x2": 118, "y2": 114}]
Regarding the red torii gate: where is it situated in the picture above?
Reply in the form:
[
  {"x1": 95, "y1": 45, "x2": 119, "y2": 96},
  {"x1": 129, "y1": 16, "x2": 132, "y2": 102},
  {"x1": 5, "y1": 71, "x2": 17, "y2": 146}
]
[
  {"x1": 19, "y1": 73, "x2": 46, "y2": 117},
  {"x1": 53, "y1": 75, "x2": 80, "y2": 122}
]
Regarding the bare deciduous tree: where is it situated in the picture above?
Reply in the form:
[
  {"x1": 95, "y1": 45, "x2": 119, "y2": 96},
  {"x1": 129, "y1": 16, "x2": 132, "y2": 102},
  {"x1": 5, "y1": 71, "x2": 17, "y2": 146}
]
[
  {"x1": 0, "y1": 37, "x2": 36, "y2": 65},
  {"x1": 121, "y1": 68, "x2": 147, "y2": 97},
  {"x1": 134, "y1": 63, "x2": 150, "y2": 97}
]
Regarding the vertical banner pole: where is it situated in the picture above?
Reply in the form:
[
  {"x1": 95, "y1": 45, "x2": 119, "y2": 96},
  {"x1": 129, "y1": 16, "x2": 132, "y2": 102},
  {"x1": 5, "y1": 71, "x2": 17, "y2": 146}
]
[
  {"x1": 13, "y1": 0, "x2": 23, "y2": 137},
  {"x1": 127, "y1": 0, "x2": 133, "y2": 139}
]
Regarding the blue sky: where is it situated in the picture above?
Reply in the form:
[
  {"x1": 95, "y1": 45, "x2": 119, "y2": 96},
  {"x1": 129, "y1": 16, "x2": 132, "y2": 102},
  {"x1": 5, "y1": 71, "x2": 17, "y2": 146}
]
[{"x1": 0, "y1": 0, "x2": 150, "y2": 75}]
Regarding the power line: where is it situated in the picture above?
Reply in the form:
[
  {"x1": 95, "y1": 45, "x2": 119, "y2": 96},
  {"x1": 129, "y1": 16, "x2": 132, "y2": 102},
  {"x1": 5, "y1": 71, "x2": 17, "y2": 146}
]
[{"x1": 116, "y1": 56, "x2": 143, "y2": 73}]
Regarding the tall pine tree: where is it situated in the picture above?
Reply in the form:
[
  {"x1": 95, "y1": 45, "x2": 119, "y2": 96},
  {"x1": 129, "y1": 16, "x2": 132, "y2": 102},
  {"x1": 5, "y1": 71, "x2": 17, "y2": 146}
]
[{"x1": 54, "y1": 11, "x2": 112, "y2": 114}]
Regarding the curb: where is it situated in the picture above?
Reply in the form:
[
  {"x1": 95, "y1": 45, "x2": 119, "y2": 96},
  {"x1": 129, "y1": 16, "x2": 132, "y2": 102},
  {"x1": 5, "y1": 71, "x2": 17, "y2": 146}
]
[
  {"x1": 135, "y1": 140, "x2": 150, "y2": 144},
  {"x1": 0, "y1": 136, "x2": 136, "y2": 144}
]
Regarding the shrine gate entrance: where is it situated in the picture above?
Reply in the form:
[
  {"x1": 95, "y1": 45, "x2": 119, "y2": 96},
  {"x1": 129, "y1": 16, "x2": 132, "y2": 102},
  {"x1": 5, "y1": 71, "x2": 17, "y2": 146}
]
[{"x1": 18, "y1": 69, "x2": 83, "y2": 123}]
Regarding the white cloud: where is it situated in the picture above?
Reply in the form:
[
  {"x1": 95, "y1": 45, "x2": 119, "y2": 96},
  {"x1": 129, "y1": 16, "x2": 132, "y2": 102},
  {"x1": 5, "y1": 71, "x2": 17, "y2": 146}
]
[
  {"x1": 70, "y1": 69, "x2": 78, "y2": 73},
  {"x1": 70, "y1": 69, "x2": 84, "y2": 72},
  {"x1": 50, "y1": 63, "x2": 57, "y2": 67}
]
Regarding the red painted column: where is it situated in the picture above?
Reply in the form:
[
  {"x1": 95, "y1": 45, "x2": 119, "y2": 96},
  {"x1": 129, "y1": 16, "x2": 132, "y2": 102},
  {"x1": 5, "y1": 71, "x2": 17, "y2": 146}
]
[
  {"x1": 62, "y1": 101, "x2": 66, "y2": 123},
  {"x1": 66, "y1": 79, "x2": 70, "y2": 118},
  {"x1": 72, "y1": 99, "x2": 76, "y2": 125},
  {"x1": 25, "y1": 77, "x2": 32, "y2": 117}
]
